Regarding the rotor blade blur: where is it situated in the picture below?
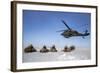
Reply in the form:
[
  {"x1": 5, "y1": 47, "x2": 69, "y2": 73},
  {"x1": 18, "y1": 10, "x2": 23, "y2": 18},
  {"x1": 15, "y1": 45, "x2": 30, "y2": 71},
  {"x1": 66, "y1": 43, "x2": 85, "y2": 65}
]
[{"x1": 56, "y1": 30, "x2": 66, "y2": 32}]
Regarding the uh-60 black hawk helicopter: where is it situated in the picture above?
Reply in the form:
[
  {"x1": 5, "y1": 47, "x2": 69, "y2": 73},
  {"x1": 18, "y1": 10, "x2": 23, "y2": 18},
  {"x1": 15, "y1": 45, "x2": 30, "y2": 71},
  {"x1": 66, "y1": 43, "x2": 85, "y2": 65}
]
[{"x1": 57, "y1": 20, "x2": 90, "y2": 38}]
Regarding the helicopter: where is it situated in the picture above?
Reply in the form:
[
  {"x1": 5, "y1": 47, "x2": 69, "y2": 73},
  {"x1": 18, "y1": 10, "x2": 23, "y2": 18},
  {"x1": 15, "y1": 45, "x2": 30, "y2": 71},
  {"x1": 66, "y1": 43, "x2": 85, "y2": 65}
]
[{"x1": 57, "y1": 20, "x2": 90, "y2": 38}]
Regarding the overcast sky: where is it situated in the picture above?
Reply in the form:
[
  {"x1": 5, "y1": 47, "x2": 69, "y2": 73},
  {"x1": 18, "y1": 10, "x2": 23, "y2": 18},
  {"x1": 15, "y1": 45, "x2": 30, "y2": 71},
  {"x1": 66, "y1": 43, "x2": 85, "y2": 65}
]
[{"x1": 23, "y1": 10, "x2": 91, "y2": 50}]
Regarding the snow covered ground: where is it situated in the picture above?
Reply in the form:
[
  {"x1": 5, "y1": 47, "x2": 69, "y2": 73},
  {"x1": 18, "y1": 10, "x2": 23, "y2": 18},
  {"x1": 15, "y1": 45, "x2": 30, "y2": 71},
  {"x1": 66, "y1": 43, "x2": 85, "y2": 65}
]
[{"x1": 23, "y1": 48, "x2": 91, "y2": 63}]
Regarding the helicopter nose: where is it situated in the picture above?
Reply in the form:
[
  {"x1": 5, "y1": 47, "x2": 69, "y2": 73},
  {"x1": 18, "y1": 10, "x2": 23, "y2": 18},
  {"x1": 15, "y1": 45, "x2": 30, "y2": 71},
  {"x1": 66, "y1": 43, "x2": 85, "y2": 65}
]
[
  {"x1": 61, "y1": 33, "x2": 64, "y2": 36},
  {"x1": 61, "y1": 33, "x2": 64, "y2": 35}
]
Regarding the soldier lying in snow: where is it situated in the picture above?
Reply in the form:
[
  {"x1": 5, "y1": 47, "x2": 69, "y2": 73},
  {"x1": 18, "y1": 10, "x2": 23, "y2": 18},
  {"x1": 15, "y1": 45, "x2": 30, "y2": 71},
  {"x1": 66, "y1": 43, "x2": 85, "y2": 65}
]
[
  {"x1": 24, "y1": 45, "x2": 37, "y2": 53},
  {"x1": 50, "y1": 45, "x2": 57, "y2": 52},
  {"x1": 63, "y1": 46, "x2": 75, "y2": 52},
  {"x1": 40, "y1": 45, "x2": 49, "y2": 53}
]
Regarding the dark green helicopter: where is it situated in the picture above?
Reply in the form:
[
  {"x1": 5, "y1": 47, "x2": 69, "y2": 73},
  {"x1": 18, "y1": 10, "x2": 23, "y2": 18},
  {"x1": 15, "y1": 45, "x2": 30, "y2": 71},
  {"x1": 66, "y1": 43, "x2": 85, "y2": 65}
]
[{"x1": 57, "y1": 20, "x2": 90, "y2": 38}]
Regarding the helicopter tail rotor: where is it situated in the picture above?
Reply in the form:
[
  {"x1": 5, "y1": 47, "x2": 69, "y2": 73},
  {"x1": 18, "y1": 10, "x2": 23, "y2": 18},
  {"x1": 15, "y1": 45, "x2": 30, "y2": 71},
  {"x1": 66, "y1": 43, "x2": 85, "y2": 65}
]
[{"x1": 85, "y1": 30, "x2": 88, "y2": 34}]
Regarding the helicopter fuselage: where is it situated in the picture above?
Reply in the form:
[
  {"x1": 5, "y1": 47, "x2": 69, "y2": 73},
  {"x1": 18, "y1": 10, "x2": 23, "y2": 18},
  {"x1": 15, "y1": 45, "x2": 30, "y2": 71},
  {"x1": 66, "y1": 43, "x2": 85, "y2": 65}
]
[{"x1": 61, "y1": 30, "x2": 90, "y2": 38}]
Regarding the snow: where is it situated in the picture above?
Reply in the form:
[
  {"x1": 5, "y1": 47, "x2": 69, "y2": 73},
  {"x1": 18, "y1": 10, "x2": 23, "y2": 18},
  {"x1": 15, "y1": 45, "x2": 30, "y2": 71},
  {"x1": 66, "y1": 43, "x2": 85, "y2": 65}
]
[{"x1": 23, "y1": 48, "x2": 91, "y2": 63}]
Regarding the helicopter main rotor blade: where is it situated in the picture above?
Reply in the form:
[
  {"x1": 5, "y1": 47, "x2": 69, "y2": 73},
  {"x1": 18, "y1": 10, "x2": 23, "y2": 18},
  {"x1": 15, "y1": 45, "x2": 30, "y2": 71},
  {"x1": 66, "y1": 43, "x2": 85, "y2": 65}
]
[
  {"x1": 62, "y1": 20, "x2": 71, "y2": 30},
  {"x1": 56, "y1": 30, "x2": 66, "y2": 32}
]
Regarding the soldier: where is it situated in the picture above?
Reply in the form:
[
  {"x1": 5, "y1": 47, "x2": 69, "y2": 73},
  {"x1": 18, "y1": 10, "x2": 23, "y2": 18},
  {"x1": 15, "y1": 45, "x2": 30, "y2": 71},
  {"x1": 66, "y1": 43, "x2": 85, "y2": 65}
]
[
  {"x1": 40, "y1": 45, "x2": 49, "y2": 53},
  {"x1": 63, "y1": 46, "x2": 69, "y2": 52},
  {"x1": 50, "y1": 45, "x2": 57, "y2": 52},
  {"x1": 24, "y1": 44, "x2": 37, "y2": 53},
  {"x1": 69, "y1": 46, "x2": 75, "y2": 51}
]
